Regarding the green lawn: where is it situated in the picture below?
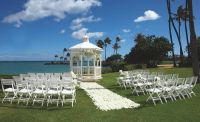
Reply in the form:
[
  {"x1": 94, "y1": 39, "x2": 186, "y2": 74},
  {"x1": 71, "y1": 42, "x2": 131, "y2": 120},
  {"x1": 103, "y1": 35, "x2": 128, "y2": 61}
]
[{"x1": 0, "y1": 68, "x2": 200, "y2": 122}]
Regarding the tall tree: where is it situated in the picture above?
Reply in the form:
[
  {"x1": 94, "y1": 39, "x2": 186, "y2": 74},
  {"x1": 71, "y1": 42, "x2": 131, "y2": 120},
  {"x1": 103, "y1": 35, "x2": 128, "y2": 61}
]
[
  {"x1": 104, "y1": 37, "x2": 111, "y2": 60},
  {"x1": 167, "y1": 0, "x2": 184, "y2": 63},
  {"x1": 183, "y1": 0, "x2": 191, "y2": 58},
  {"x1": 113, "y1": 43, "x2": 120, "y2": 54},
  {"x1": 187, "y1": 0, "x2": 199, "y2": 80},
  {"x1": 54, "y1": 54, "x2": 58, "y2": 61},
  {"x1": 63, "y1": 48, "x2": 67, "y2": 58},
  {"x1": 96, "y1": 40, "x2": 104, "y2": 48},
  {"x1": 60, "y1": 56, "x2": 64, "y2": 62},
  {"x1": 168, "y1": 19, "x2": 177, "y2": 67},
  {"x1": 113, "y1": 37, "x2": 121, "y2": 54}
]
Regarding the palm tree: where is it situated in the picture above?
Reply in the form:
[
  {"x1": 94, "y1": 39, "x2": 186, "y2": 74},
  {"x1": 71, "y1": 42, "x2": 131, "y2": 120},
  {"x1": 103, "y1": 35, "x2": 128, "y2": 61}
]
[
  {"x1": 175, "y1": 5, "x2": 184, "y2": 63},
  {"x1": 115, "y1": 36, "x2": 121, "y2": 54},
  {"x1": 167, "y1": 0, "x2": 184, "y2": 63},
  {"x1": 104, "y1": 37, "x2": 111, "y2": 60},
  {"x1": 168, "y1": 19, "x2": 177, "y2": 67},
  {"x1": 166, "y1": 0, "x2": 176, "y2": 67},
  {"x1": 54, "y1": 54, "x2": 58, "y2": 62},
  {"x1": 63, "y1": 48, "x2": 67, "y2": 59},
  {"x1": 113, "y1": 42, "x2": 120, "y2": 55},
  {"x1": 60, "y1": 56, "x2": 64, "y2": 62},
  {"x1": 96, "y1": 40, "x2": 104, "y2": 48},
  {"x1": 187, "y1": 0, "x2": 199, "y2": 80},
  {"x1": 183, "y1": 0, "x2": 191, "y2": 59}
]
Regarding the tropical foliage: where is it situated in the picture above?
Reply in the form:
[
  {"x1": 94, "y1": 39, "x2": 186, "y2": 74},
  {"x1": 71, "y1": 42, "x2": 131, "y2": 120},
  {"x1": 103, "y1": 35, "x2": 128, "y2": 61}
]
[{"x1": 124, "y1": 34, "x2": 172, "y2": 67}]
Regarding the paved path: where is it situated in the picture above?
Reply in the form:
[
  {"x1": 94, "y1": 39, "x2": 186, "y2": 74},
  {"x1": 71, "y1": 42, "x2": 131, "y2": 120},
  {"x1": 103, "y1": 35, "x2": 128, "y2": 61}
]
[{"x1": 80, "y1": 82, "x2": 140, "y2": 111}]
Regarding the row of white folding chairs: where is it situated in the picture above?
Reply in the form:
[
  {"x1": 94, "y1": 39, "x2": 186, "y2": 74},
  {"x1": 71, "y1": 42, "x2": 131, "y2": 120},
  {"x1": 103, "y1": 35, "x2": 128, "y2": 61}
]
[
  {"x1": 1, "y1": 79, "x2": 76, "y2": 107},
  {"x1": 117, "y1": 73, "x2": 179, "y2": 90},
  {"x1": 19, "y1": 72, "x2": 71, "y2": 80},
  {"x1": 145, "y1": 77, "x2": 198, "y2": 105}
]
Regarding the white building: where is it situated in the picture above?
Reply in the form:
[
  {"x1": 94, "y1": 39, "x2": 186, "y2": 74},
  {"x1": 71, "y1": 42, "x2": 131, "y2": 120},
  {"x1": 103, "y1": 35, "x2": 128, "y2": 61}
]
[{"x1": 69, "y1": 36, "x2": 103, "y2": 81}]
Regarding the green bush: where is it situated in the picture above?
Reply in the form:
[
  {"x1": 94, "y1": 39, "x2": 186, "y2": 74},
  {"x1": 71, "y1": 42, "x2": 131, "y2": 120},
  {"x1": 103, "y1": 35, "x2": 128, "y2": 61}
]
[
  {"x1": 102, "y1": 67, "x2": 113, "y2": 74},
  {"x1": 110, "y1": 62, "x2": 127, "y2": 72},
  {"x1": 124, "y1": 64, "x2": 134, "y2": 71}
]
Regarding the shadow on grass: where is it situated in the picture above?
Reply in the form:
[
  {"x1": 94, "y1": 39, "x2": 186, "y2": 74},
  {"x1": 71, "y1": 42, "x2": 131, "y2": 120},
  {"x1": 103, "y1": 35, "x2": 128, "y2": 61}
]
[{"x1": 0, "y1": 100, "x2": 74, "y2": 111}]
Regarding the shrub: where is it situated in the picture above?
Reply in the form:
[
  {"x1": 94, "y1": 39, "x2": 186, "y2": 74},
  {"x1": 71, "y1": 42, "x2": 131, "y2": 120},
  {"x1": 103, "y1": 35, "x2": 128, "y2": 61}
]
[
  {"x1": 110, "y1": 62, "x2": 127, "y2": 72},
  {"x1": 124, "y1": 64, "x2": 135, "y2": 71},
  {"x1": 102, "y1": 67, "x2": 112, "y2": 74}
]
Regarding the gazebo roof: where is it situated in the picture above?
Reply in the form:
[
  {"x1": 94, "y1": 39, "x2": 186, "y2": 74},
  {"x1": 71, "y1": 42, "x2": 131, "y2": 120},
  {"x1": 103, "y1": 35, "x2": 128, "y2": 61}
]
[{"x1": 69, "y1": 36, "x2": 103, "y2": 51}]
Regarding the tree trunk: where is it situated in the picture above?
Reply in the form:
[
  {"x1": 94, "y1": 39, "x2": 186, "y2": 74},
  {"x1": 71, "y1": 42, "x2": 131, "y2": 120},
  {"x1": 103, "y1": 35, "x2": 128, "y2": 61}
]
[
  {"x1": 188, "y1": 0, "x2": 200, "y2": 80},
  {"x1": 178, "y1": 19, "x2": 184, "y2": 64},
  {"x1": 185, "y1": 0, "x2": 191, "y2": 59},
  {"x1": 166, "y1": 0, "x2": 183, "y2": 64},
  {"x1": 168, "y1": 19, "x2": 177, "y2": 67}
]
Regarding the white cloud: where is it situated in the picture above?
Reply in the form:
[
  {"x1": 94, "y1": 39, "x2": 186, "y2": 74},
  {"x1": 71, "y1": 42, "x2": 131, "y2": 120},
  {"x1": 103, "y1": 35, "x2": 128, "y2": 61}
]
[
  {"x1": 72, "y1": 28, "x2": 103, "y2": 40},
  {"x1": 122, "y1": 29, "x2": 131, "y2": 33},
  {"x1": 60, "y1": 29, "x2": 66, "y2": 34},
  {"x1": 121, "y1": 39, "x2": 126, "y2": 43},
  {"x1": 2, "y1": 0, "x2": 101, "y2": 27},
  {"x1": 134, "y1": 10, "x2": 161, "y2": 22},
  {"x1": 71, "y1": 15, "x2": 101, "y2": 30}
]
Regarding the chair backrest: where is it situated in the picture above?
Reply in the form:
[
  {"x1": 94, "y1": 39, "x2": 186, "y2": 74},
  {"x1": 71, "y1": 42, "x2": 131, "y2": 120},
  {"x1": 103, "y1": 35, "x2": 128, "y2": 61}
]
[
  {"x1": 151, "y1": 72, "x2": 157, "y2": 76},
  {"x1": 165, "y1": 74, "x2": 173, "y2": 80},
  {"x1": 157, "y1": 75, "x2": 165, "y2": 80},
  {"x1": 148, "y1": 75, "x2": 156, "y2": 81},
  {"x1": 185, "y1": 77, "x2": 193, "y2": 85},
  {"x1": 12, "y1": 76, "x2": 23, "y2": 82},
  {"x1": 62, "y1": 81, "x2": 75, "y2": 90},
  {"x1": 176, "y1": 78, "x2": 185, "y2": 86},
  {"x1": 19, "y1": 74, "x2": 29, "y2": 80},
  {"x1": 28, "y1": 73, "x2": 36, "y2": 77},
  {"x1": 157, "y1": 72, "x2": 164, "y2": 76},
  {"x1": 36, "y1": 73, "x2": 45, "y2": 78},
  {"x1": 192, "y1": 76, "x2": 198, "y2": 87},
  {"x1": 62, "y1": 77, "x2": 73, "y2": 82},
  {"x1": 1, "y1": 79, "x2": 14, "y2": 91},
  {"x1": 172, "y1": 74, "x2": 179, "y2": 80}
]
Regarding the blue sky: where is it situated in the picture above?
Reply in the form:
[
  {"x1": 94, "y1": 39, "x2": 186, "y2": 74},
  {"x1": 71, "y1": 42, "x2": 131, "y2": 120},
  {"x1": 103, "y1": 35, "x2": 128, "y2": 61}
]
[{"x1": 0, "y1": 0, "x2": 200, "y2": 61}]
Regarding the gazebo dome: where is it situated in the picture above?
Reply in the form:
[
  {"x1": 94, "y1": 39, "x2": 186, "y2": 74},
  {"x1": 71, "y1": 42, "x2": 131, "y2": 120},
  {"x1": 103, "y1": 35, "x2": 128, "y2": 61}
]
[{"x1": 69, "y1": 36, "x2": 103, "y2": 51}]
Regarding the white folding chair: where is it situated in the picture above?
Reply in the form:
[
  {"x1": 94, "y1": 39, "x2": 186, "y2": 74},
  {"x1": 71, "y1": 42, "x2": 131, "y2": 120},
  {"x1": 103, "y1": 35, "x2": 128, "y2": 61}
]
[
  {"x1": 173, "y1": 78, "x2": 186, "y2": 100},
  {"x1": 184, "y1": 76, "x2": 198, "y2": 97},
  {"x1": 32, "y1": 80, "x2": 46, "y2": 106},
  {"x1": 17, "y1": 80, "x2": 33, "y2": 106},
  {"x1": 60, "y1": 82, "x2": 76, "y2": 107},
  {"x1": 146, "y1": 81, "x2": 164, "y2": 105},
  {"x1": 1, "y1": 79, "x2": 17, "y2": 104},
  {"x1": 46, "y1": 78, "x2": 61, "y2": 107}
]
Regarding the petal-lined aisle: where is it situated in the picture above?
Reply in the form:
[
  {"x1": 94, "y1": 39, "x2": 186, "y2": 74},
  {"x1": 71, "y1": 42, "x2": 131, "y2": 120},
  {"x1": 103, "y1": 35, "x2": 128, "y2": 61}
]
[{"x1": 80, "y1": 82, "x2": 140, "y2": 111}]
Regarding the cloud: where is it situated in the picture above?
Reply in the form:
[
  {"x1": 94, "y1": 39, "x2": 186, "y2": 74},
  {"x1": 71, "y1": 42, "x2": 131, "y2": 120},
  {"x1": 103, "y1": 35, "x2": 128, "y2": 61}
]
[
  {"x1": 71, "y1": 15, "x2": 101, "y2": 30},
  {"x1": 122, "y1": 29, "x2": 131, "y2": 33},
  {"x1": 2, "y1": 0, "x2": 101, "y2": 27},
  {"x1": 60, "y1": 29, "x2": 66, "y2": 34},
  {"x1": 134, "y1": 10, "x2": 161, "y2": 22},
  {"x1": 121, "y1": 39, "x2": 126, "y2": 43},
  {"x1": 72, "y1": 28, "x2": 103, "y2": 40}
]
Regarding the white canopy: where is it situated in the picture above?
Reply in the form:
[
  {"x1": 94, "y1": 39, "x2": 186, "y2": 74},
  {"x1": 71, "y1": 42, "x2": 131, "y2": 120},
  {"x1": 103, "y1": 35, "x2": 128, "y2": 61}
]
[{"x1": 69, "y1": 36, "x2": 103, "y2": 51}]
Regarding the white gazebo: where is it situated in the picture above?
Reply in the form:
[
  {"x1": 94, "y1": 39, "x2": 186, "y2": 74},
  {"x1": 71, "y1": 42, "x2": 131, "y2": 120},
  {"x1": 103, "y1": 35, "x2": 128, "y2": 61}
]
[{"x1": 69, "y1": 35, "x2": 103, "y2": 81}]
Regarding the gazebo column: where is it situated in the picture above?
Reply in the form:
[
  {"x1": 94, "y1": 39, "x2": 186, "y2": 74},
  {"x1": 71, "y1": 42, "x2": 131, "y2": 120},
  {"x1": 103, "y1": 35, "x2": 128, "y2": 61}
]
[
  {"x1": 94, "y1": 57, "x2": 96, "y2": 78},
  {"x1": 80, "y1": 53, "x2": 83, "y2": 77},
  {"x1": 87, "y1": 59, "x2": 89, "y2": 76}
]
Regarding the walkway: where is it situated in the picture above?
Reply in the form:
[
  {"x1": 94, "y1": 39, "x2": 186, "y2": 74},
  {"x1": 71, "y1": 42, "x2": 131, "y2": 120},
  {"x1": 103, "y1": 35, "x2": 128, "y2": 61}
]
[{"x1": 80, "y1": 82, "x2": 140, "y2": 111}]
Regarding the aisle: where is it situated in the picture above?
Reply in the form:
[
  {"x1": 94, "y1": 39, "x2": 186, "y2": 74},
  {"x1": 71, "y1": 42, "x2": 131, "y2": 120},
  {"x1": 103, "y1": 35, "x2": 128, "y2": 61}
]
[{"x1": 80, "y1": 82, "x2": 140, "y2": 111}]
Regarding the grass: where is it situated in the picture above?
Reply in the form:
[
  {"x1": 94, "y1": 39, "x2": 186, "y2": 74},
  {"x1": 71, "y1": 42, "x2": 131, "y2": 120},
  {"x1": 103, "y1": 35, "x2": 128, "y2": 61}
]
[{"x1": 0, "y1": 68, "x2": 200, "y2": 122}]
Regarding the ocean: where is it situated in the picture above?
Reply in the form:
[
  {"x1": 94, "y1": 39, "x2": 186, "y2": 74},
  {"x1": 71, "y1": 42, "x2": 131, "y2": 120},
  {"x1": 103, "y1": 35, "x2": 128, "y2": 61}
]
[{"x1": 0, "y1": 61, "x2": 70, "y2": 75}]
